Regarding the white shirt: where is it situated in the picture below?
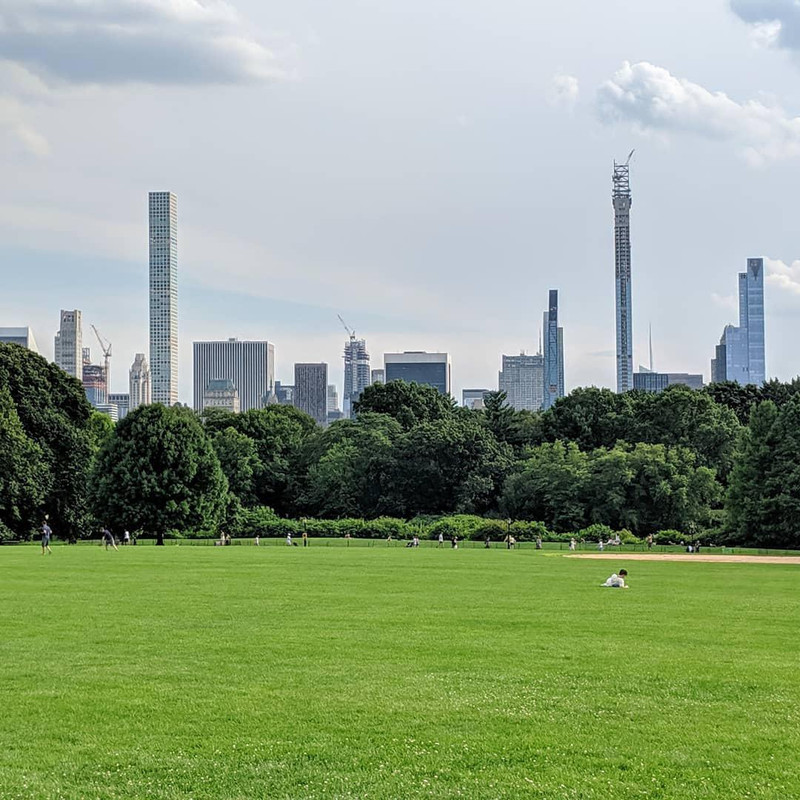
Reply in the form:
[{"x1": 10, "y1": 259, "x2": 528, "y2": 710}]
[{"x1": 602, "y1": 574, "x2": 626, "y2": 588}]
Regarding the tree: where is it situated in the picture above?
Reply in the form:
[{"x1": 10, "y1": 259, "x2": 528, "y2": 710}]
[
  {"x1": 704, "y1": 382, "x2": 763, "y2": 425},
  {"x1": 299, "y1": 413, "x2": 401, "y2": 517},
  {"x1": 482, "y1": 391, "x2": 515, "y2": 443},
  {"x1": 385, "y1": 416, "x2": 513, "y2": 516},
  {"x1": 726, "y1": 399, "x2": 800, "y2": 547},
  {"x1": 0, "y1": 343, "x2": 93, "y2": 539},
  {"x1": 0, "y1": 385, "x2": 48, "y2": 539},
  {"x1": 631, "y1": 385, "x2": 740, "y2": 478},
  {"x1": 501, "y1": 441, "x2": 588, "y2": 531},
  {"x1": 353, "y1": 380, "x2": 455, "y2": 430},
  {"x1": 584, "y1": 443, "x2": 720, "y2": 536},
  {"x1": 92, "y1": 405, "x2": 228, "y2": 544},
  {"x1": 541, "y1": 387, "x2": 634, "y2": 451},
  {"x1": 202, "y1": 405, "x2": 317, "y2": 514},
  {"x1": 212, "y1": 427, "x2": 261, "y2": 506}
]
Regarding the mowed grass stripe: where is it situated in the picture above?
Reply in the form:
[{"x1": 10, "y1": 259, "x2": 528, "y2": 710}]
[{"x1": 1, "y1": 547, "x2": 798, "y2": 799}]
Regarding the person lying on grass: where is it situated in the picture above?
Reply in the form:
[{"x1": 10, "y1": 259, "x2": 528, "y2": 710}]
[{"x1": 601, "y1": 569, "x2": 629, "y2": 588}]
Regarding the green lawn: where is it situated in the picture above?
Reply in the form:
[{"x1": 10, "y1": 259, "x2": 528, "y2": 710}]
[{"x1": 1, "y1": 546, "x2": 798, "y2": 799}]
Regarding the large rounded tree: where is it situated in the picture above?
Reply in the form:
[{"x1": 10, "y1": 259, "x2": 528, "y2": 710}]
[{"x1": 92, "y1": 404, "x2": 227, "y2": 544}]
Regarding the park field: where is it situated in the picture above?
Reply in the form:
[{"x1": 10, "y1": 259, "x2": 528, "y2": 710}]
[{"x1": 1, "y1": 545, "x2": 799, "y2": 799}]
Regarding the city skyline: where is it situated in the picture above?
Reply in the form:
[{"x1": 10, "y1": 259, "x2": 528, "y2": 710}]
[{"x1": 3, "y1": 1, "x2": 800, "y2": 401}]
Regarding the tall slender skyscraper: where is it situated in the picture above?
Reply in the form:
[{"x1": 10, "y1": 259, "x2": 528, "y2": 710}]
[
  {"x1": 613, "y1": 156, "x2": 633, "y2": 393},
  {"x1": 294, "y1": 363, "x2": 328, "y2": 425},
  {"x1": 710, "y1": 258, "x2": 765, "y2": 385},
  {"x1": 543, "y1": 290, "x2": 564, "y2": 409},
  {"x1": 149, "y1": 191, "x2": 178, "y2": 406},
  {"x1": 342, "y1": 336, "x2": 370, "y2": 418},
  {"x1": 54, "y1": 309, "x2": 82, "y2": 378}
]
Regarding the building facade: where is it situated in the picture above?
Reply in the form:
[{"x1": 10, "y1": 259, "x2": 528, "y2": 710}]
[
  {"x1": 371, "y1": 369, "x2": 385, "y2": 385},
  {"x1": 543, "y1": 289, "x2": 564, "y2": 409},
  {"x1": 633, "y1": 371, "x2": 704, "y2": 393},
  {"x1": 82, "y1": 363, "x2": 107, "y2": 407},
  {"x1": 384, "y1": 352, "x2": 451, "y2": 394},
  {"x1": 342, "y1": 337, "x2": 370, "y2": 418},
  {"x1": 294, "y1": 363, "x2": 328, "y2": 425},
  {"x1": 129, "y1": 353, "x2": 152, "y2": 410},
  {"x1": 613, "y1": 158, "x2": 634, "y2": 393},
  {"x1": 462, "y1": 388, "x2": 491, "y2": 410},
  {"x1": 54, "y1": 310, "x2": 82, "y2": 378},
  {"x1": 149, "y1": 191, "x2": 179, "y2": 406},
  {"x1": 192, "y1": 339, "x2": 275, "y2": 413},
  {"x1": 274, "y1": 381, "x2": 294, "y2": 405},
  {"x1": 0, "y1": 327, "x2": 39, "y2": 353},
  {"x1": 109, "y1": 393, "x2": 130, "y2": 420},
  {"x1": 498, "y1": 353, "x2": 544, "y2": 411},
  {"x1": 710, "y1": 258, "x2": 766, "y2": 386},
  {"x1": 203, "y1": 379, "x2": 240, "y2": 413}
]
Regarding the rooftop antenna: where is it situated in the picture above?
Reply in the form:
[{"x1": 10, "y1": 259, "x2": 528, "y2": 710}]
[
  {"x1": 538, "y1": 328, "x2": 542, "y2": 356},
  {"x1": 649, "y1": 323, "x2": 654, "y2": 372}
]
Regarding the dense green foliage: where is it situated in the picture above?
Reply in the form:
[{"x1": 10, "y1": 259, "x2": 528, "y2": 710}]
[
  {"x1": 2, "y1": 546, "x2": 799, "y2": 798},
  {"x1": 0, "y1": 343, "x2": 93, "y2": 540},
  {"x1": 4, "y1": 344, "x2": 800, "y2": 547},
  {"x1": 91, "y1": 404, "x2": 228, "y2": 544}
]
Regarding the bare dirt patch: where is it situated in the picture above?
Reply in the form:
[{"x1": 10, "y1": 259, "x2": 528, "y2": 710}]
[{"x1": 567, "y1": 553, "x2": 800, "y2": 564}]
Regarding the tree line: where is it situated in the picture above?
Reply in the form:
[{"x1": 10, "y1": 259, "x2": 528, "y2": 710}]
[{"x1": 2, "y1": 342, "x2": 800, "y2": 547}]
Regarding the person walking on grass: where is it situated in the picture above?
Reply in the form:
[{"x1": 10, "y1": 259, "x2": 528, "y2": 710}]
[
  {"x1": 386, "y1": 533, "x2": 392, "y2": 546},
  {"x1": 485, "y1": 535, "x2": 491, "y2": 549},
  {"x1": 437, "y1": 532, "x2": 444, "y2": 548},
  {"x1": 102, "y1": 527, "x2": 118, "y2": 551},
  {"x1": 569, "y1": 537, "x2": 576, "y2": 552},
  {"x1": 41, "y1": 521, "x2": 52, "y2": 555},
  {"x1": 451, "y1": 535, "x2": 459, "y2": 550},
  {"x1": 123, "y1": 530, "x2": 131, "y2": 546},
  {"x1": 302, "y1": 530, "x2": 309, "y2": 548},
  {"x1": 598, "y1": 538, "x2": 604, "y2": 552},
  {"x1": 254, "y1": 534, "x2": 260, "y2": 546},
  {"x1": 286, "y1": 532, "x2": 293, "y2": 547},
  {"x1": 535, "y1": 536, "x2": 543, "y2": 550}
]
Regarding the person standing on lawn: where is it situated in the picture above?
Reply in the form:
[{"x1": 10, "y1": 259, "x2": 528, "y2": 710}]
[{"x1": 41, "y1": 521, "x2": 53, "y2": 555}]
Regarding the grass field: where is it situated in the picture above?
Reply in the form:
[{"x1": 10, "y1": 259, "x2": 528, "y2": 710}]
[{"x1": 1, "y1": 546, "x2": 799, "y2": 799}]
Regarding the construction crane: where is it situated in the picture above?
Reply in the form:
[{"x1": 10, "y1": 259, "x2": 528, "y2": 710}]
[
  {"x1": 91, "y1": 324, "x2": 112, "y2": 394},
  {"x1": 337, "y1": 314, "x2": 356, "y2": 342}
]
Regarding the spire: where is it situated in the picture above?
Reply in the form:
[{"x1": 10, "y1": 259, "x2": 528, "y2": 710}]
[{"x1": 649, "y1": 323, "x2": 653, "y2": 372}]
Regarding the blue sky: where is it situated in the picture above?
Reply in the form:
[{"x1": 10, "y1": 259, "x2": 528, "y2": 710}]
[{"x1": 2, "y1": 0, "x2": 800, "y2": 401}]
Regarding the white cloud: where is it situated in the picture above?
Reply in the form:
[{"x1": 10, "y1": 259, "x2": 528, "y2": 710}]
[
  {"x1": 0, "y1": 0, "x2": 286, "y2": 87},
  {"x1": 731, "y1": 1, "x2": 800, "y2": 55},
  {"x1": 0, "y1": 95, "x2": 49, "y2": 157},
  {"x1": 766, "y1": 257, "x2": 800, "y2": 295},
  {"x1": 548, "y1": 73, "x2": 579, "y2": 110},
  {"x1": 596, "y1": 60, "x2": 800, "y2": 164}
]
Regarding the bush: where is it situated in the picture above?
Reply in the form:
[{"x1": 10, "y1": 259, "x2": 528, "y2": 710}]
[{"x1": 654, "y1": 529, "x2": 684, "y2": 545}]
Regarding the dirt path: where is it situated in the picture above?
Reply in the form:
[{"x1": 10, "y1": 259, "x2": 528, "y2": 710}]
[{"x1": 567, "y1": 553, "x2": 800, "y2": 564}]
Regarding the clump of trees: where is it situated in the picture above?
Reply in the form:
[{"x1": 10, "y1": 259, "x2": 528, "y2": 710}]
[{"x1": 4, "y1": 340, "x2": 800, "y2": 548}]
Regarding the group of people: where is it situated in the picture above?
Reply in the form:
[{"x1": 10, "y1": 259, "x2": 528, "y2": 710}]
[{"x1": 40, "y1": 521, "x2": 131, "y2": 553}]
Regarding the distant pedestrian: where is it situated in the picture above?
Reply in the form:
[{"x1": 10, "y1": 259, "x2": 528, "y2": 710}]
[
  {"x1": 504, "y1": 533, "x2": 512, "y2": 550},
  {"x1": 254, "y1": 535, "x2": 260, "y2": 546},
  {"x1": 345, "y1": 532, "x2": 351, "y2": 547},
  {"x1": 509, "y1": 536, "x2": 517, "y2": 549},
  {"x1": 485, "y1": 535, "x2": 491, "y2": 549},
  {"x1": 569, "y1": 537, "x2": 576, "y2": 552},
  {"x1": 413, "y1": 535, "x2": 420, "y2": 548},
  {"x1": 102, "y1": 528, "x2": 118, "y2": 551},
  {"x1": 598, "y1": 539, "x2": 604, "y2": 552},
  {"x1": 303, "y1": 531, "x2": 309, "y2": 548},
  {"x1": 535, "y1": 536, "x2": 542, "y2": 550},
  {"x1": 123, "y1": 530, "x2": 131, "y2": 545},
  {"x1": 437, "y1": 532, "x2": 444, "y2": 548},
  {"x1": 286, "y1": 532, "x2": 293, "y2": 546},
  {"x1": 225, "y1": 533, "x2": 231, "y2": 546},
  {"x1": 695, "y1": 541, "x2": 701, "y2": 554},
  {"x1": 386, "y1": 533, "x2": 392, "y2": 546},
  {"x1": 646, "y1": 534, "x2": 653, "y2": 550},
  {"x1": 451, "y1": 535, "x2": 458, "y2": 550},
  {"x1": 41, "y1": 521, "x2": 52, "y2": 555}
]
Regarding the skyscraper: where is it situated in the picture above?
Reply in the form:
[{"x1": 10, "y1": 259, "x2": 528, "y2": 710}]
[
  {"x1": 149, "y1": 191, "x2": 178, "y2": 406},
  {"x1": 129, "y1": 353, "x2": 152, "y2": 410},
  {"x1": 54, "y1": 310, "x2": 82, "y2": 378},
  {"x1": 342, "y1": 336, "x2": 370, "y2": 418},
  {"x1": 371, "y1": 369, "x2": 385, "y2": 385},
  {"x1": 710, "y1": 258, "x2": 766, "y2": 385},
  {"x1": 462, "y1": 388, "x2": 492, "y2": 409},
  {"x1": 0, "y1": 327, "x2": 39, "y2": 353},
  {"x1": 384, "y1": 352, "x2": 451, "y2": 394},
  {"x1": 82, "y1": 363, "x2": 107, "y2": 407},
  {"x1": 193, "y1": 339, "x2": 275, "y2": 412},
  {"x1": 543, "y1": 289, "x2": 564, "y2": 409},
  {"x1": 613, "y1": 156, "x2": 634, "y2": 393},
  {"x1": 294, "y1": 363, "x2": 328, "y2": 425},
  {"x1": 498, "y1": 354, "x2": 544, "y2": 411},
  {"x1": 109, "y1": 393, "x2": 130, "y2": 420}
]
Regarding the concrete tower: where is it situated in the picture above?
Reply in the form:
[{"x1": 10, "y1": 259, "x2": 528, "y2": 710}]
[
  {"x1": 149, "y1": 191, "x2": 178, "y2": 406},
  {"x1": 613, "y1": 154, "x2": 634, "y2": 393}
]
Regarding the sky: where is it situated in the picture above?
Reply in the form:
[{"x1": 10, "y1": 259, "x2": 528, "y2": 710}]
[{"x1": 2, "y1": 0, "x2": 800, "y2": 403}]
